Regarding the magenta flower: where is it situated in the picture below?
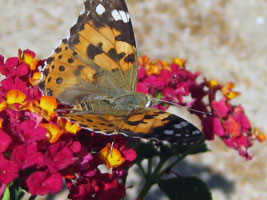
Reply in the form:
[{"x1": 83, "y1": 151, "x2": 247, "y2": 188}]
[
  {"x1": 0, "y1": 129, "x2": 11, "y2": 153},
  {"x1": 26, "y1": 170, "x2": 63, "y2": 195},
  {"x1": 0, "y1": 154, "x2": 18, "y2": 184}
]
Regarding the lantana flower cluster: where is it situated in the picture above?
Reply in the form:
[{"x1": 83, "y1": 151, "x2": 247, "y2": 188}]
[
  {"x1": 0, "y1": 50, "x2": 265, "y2": 199},
  {"x1": 137, "y1": 56, "x2": 265, "y2": 160},
  {"x1": 0, "y1": 50, "x2": 136, "y2": 200}
]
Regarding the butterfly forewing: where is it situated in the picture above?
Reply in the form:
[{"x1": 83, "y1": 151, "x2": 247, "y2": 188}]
[
  {"x1": 39, "y1": 0, "x2": 137, "y2": 105},
  {"x1": 69, "y1": 0, "x2": 137, "y2": 91}
]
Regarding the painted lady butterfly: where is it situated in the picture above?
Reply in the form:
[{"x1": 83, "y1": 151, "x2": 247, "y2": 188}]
[{"x1": 39, "y1": 0, "x2": 203, "y2": 146}]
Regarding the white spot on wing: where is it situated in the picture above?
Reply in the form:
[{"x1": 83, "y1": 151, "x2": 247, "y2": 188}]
[
  {"x1": 164, "y1": 130, "x2": 174, "y2": 135},
  {"x1": 112, "y1": 9, "x2": 121, "y2": 21},
  {"x1": 181, "y1": 121, "x2": 188, "y2": 127},
  {"x1": 119, "y1": 10, "x2": 129, "y2": 23},
  {"x1": 112, "y1": 9, "x2": 129, "y2": 23},
  {"x1": 192, "y1": 130, "x2": 201, "y2": 135},
  {"x1": 174, "y1": 123, "x2": 182, "y2": 129},
  {"x1": 96, "y1": 4, "x2": 105, "y2": 15}
]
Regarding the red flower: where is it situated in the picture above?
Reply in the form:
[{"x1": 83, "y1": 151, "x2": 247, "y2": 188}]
[
  {"x1": 223, "y1": 115, "x2": 241, "y2": 137},
  {"x1": 18, "y1": 120, "x2": 47, "y2": 142},
  {"x1": 11, "y1": 143, "x2": 44, "y2": 170},
  {"x1": 211, "y1": 98, "x2": 230, "y2": 117},
  {"x1": 0, "y1": 154, "x2": 18, "y2": 184},
  {"x1": 26, "y1": 170, "x2": 63, "y2": 195},
  {"x1": 0, "y1": 129, "x2": 12, "y2": 153}
]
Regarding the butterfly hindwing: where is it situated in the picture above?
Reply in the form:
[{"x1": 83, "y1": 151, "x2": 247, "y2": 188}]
[{"x1": 64, "y1": 109, "x2": 203, "y2": 146}]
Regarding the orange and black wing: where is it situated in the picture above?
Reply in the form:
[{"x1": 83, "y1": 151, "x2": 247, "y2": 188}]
[
  {"x1": 39, "y1": 0, "x2": 137, "y2": 105},
  {"x1": 64, "y1": 109, "x2": 203, "y2": 146}
]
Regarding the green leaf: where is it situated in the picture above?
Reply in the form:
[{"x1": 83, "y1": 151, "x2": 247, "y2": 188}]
[
  {"x1": 130, "y1": 140, "x2": 159, "y2": 163},
  {"x1": 186, "y1": 140, "x2": 209, "y2": 155},
  {"x1": 2, "y1": 186, "x2": 11, "y2": 200},
  {"x1": 158, "y1": 176, "x2": 212, "y2": 200},
  {"x1": 3, "y1": 180, "x2": 25, "y2": 200}
]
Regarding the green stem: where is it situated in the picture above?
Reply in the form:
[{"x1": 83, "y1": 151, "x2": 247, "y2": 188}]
[
  {"x1": 158, "y1": 141, "x2": 204, "y2": 178},
  {"x1": 147, "y1": 158, "x2": 152, "y2": 176},
  {"x1": 28, "y1": 195, "x2": 36, "y2": 200},
  {"x1": 137, "y1": 162, "x2": 146, "y2": 177},
  {"x1": 137, "y1": 158, "x2": 167, "y2": 199}
]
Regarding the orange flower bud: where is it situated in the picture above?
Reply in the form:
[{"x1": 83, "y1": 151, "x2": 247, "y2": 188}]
[
  {"x1": 222, "y1": 82, "x2": 241, "y2": 99},
  {"x1": 173, "y1": 58, "x2": 186, "y2": 67},
  {"x1": 23, "y1": 53, "x2": 39, "y2": 70},
  {"x1": 0, "y1": 101, "x2": 6, "y2": 112},
  {"x1": 253, "y1": 128, "x2": 266, "y2": 142},
  {"x1": 29, "y1": 72, "x2": 42, "y2": 85},
  {"x1": 58, "y1": 118, "x2": 81, "y2": 134},
  {"x1": 39, "y1": 96, "x2": 57, "y2": 116},
  {"x1": 6, "y1": 90, "x2": 26, "y2": 105},
  {"x1": 40, "y1": 123, "x2": 63, "y2": 143},
  {"x1": 208, "y1": 79, "x2": 219, "y2": 88},
  {"x1": 99, "y1": 143, "x2": 125, "y2": 169}
]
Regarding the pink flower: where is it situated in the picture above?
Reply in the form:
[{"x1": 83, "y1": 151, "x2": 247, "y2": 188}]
[
  {"x1": 211, "y1": 98, "x2": 230, "y2": 117},
  {"x1": 0, "y1": 154, "x2": 18, "y2": 184},
  {"x1": 136, "y1": 82, "x2": 148, "y2": 94},
  {"x1": 11, "y1": 143, "x2": 44, "y2": 169},
  {"x1": 44, "y1": 141, "x2": 75, "y2": 172},
  {"x1": 233, "y1": 105, "x2": 250, "y2": 132},
  {"x1": 223, "y1": 115, "x2": 241, "y2": 137},
  {"x1": 0, "y1": 129, "x2": 12, "y2": 153},
  {"x1": 18, "y1": 120, "x2": 47, "y2": 142},
  {"x1": 137, "y1": 66, "x2": 146, "y2": 79},
  {"x1": 26, "y1": 170, "x2": 63, "y2": 195}
]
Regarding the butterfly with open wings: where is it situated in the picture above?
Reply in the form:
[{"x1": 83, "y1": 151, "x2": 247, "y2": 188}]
[{"x1": 39, "y1": 0, "x2": 203, "y2": 146}]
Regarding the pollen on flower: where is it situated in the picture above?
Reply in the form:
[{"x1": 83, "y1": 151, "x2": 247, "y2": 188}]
[
  {"x1": 6, "y1": 90, "x2": 26, "y2": 105},
  {"x1": 137, "y1": 55, "x2": 150, "y2": 67},
  {"x1": 39, "y1": 96, "x2": 57, "y2": 116},
  {"x1": 253, "y1": 128, "x2": 266, "y2": 142},
  {"x1": 209, "y1": 79, "x2": 219, "y2": 87},
  {"x1": 18, "y1": 49, "x2": 39, "y2": 71},
  {"x1": 222, "y1": 82, "x2": 241, "y2": 99},
  {"x1": 29, "y1": 72, "x2": 42, "y2": 85},
  {"x1": 40, "y1": 123, "x2": 63, "y2": 143},
  {"x1": 99, "y1": 143, "x2": 125, "y2": 169},
  {"x1": 146, "y1": 64, "x2": 161, "y2": 75},
  {"x1": 0, "y1": 101, "x2": 6, "y2": 112},
  {"x1": 173, "y1": 57, "x2": 185, "y2": 67},
  {"x1": 58, "y1": 118, "x2": 81, "y2": 134}
]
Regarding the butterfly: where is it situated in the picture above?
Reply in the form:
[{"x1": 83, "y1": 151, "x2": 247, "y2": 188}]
[{"x1": 39, "y1": 0, "x2": 203, "y2": 146}]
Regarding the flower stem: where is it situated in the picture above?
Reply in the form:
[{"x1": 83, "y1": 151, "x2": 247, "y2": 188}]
[
  {"x1": 137, "y1": 158, "x2": 166, "y2": 199},
  {"x1": 159, "y1": 141, "x2": 204, "y2": 177},
  {"x1": 28, "y1": 195, "x2": 36, "y2": 200}
]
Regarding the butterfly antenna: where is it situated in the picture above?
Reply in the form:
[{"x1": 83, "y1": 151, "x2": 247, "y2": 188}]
[
  {"x1": 109, "y1": 141, "x2": 114, "y2": 156},
  {"x1": 150, "y1": 98, "x2": 212, "y2": 116},
  {"x1": 109, "y1": 134, "x2": 119, "y2": 156}
]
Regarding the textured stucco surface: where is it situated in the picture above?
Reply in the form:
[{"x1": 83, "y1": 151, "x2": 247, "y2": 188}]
[{"x1": 0, "y1": 0, "x2": 266, "y2": 199}]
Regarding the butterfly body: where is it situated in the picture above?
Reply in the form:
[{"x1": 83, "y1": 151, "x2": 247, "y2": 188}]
[
  {"x1": 73, "y1": 91, "x2": 147, "y2": 116},
  {"x1": 39, "y1": 0, "x2": 203, "y2": 146}
]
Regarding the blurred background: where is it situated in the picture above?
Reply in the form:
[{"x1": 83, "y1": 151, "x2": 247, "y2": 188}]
[{"x1": 0, "y1": 0, "x2": 266, "y2": 199}]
